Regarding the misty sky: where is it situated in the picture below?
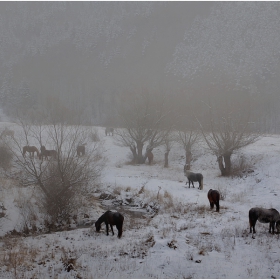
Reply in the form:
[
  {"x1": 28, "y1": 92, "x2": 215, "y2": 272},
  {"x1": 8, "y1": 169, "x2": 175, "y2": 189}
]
[{"x1": 0, "y1": 2, "x2": 280, "y2": 130}]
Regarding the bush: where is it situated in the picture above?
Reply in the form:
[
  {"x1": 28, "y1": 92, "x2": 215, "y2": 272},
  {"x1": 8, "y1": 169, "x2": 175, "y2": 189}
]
[
  {"x1": 89, "y1": 128, "x2": 100, "y2": 142},
  {"x1": 230, "y1": 155, "x2": 253, "y2": 178},
  {"x1": 217, "y1": 186, "x2": 227, "y2": 200},
  {"x1": 0, "y1": 144, "x2": 13, "y2": 170}
]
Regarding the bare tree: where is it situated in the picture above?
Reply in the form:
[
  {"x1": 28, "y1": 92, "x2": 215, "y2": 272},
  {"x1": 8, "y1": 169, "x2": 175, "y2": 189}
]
[
  {"x1": 115, "y1": 90, "x2": 171, "y2": 164},
  {"x1": 197, "y1": 101, "x2": 259, "y2": 176},
  {"x1": 4, "y1": 119, "x2": 104, "y2": 226},
  {"x1": 176, "y1": 128, "x2": 200, "y2": 170}
]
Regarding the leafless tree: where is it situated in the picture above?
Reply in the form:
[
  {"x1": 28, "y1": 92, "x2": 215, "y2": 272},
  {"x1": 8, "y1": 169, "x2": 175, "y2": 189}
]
[
  {"x1": 3, "y1": 119, "x2": 104, "y2": 226},
  {"x1": 114, "y1": 90, "x2": 172, "y2": 164},
  {"x1": 197, "y1": 100, "x2": 259, "y2": 176},
  {"x1": 176, "y1": 128, "x2": 200, "y2": 170}
]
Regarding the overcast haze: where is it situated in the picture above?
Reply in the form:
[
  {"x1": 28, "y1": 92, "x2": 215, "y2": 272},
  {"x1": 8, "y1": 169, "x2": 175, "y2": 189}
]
[
  {"x1": 2, "y1": 3, "x2": 280, "y2": 278},
  {"x1": 0, "y1": 2, "x2": 280, "y2": 131}
]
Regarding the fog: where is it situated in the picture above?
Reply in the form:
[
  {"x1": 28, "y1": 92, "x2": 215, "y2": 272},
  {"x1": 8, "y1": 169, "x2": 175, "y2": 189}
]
[{"x1": 0, "y1": 2, "x2": 280, "y2": 132}]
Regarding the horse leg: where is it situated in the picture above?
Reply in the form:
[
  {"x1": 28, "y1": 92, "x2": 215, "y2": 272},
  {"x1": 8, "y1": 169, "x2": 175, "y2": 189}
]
[
  {"x1": 116, "y1": 224, "x2": 122, "y2": 238},
  {"x1": 105, "y1": 222, "x2": 109, "y2": 236},
  {"x1": 216, "y1": 201, "x2": 220, "y2": 212},
  {"x1": 269, "y1": 222, "x2": 275, "y2": 234},
  {"x1": 210, "y1": 202, "x2": 214, "y2": 209},
  {"x1": 110, "y1": 224, "x2": 114, "y2": 235},
  {"x1": 251, "y1": 220, "x2": 256, "y2": 234}
]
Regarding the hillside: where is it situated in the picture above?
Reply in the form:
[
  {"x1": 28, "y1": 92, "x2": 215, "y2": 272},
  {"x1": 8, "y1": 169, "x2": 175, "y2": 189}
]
[{"x1": 0, "y1": 123, "x2": 280, "y2": 278}]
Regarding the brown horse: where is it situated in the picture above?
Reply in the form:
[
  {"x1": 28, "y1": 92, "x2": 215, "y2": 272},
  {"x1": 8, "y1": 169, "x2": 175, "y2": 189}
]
[
  {"x1": 77, "y1": 143, "x2": 86, "y2": 156},
  {"x1": 0, "y1": 129, "x2": 14, "y2": 139},
  {"x1": 39, "y1": 146, "x2": 57, "y2": 160},
  {"x1": 147, "y1": 151, "x2": 154, "y2": 165},
  {"x1": 23, "y1": 146, "x2": 40, "y2": 158},
  {"x1": 207, "y1": 189, "x2": 220, "y2": 212},
  {"x1": 95, "y1": 210, "x2": 124, "y2": 238}
]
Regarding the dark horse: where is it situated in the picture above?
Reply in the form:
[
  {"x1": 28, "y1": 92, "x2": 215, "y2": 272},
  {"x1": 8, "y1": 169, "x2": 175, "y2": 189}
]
[
  {"x1": 249, "y1": 207, "x2": 280, "y2": 234},
  {"x1": 39, "y1": 146, "x2": 57, "y2": 160},
  {"x1": 183, "y1": 164, "x2": 203, "y2": 190},
  {"x1": 207, "y1": 189, "x2": 220, "y2": 212},
  {"x1": 23, "y1": 146, "x2": 40, "y2": 158},
  {"x1": 95, "y1": 210, "x2": 124, "y2": 238},
  {"x1": 105, "y1": 127, "x2": 114, "y2": 136},
  {"x1": 77, "y1": 143, "x2": 86, "y2": 156}
]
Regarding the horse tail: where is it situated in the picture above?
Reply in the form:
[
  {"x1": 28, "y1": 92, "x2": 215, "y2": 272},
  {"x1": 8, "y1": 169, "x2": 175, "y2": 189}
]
[{"x1": 117, "y1": 215, "x2": 124, "y2": 238}]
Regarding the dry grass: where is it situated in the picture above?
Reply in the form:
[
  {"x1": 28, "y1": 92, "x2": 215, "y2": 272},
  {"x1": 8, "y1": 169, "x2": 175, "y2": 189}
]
[
  {"x1": 60, "y1": 247, "x2": 80, "y2": 272},
  {"x1": 216, "y1": 185, "x2": 227, "y2": 200},
  {"x1": 2, "y1": 238, "x2": 39, "y2": 278},
  {"x1": 115, "y1": 161, "x2": 124, "y2": 168},
  {"x1": 112, "y1": 186, "x2": 123, "y2": 195},
  {"x1": 229, "y1": 190, "x2": 248, "y2": 204},
  {"x1": 230, "y1": 155, "x2": 253, "y2": 178}
]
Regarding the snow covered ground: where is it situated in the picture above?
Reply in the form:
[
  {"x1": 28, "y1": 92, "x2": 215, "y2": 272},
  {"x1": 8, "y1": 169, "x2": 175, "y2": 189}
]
[{"x1": 0, "y1": 123, "x2": 280, "y2": 278}]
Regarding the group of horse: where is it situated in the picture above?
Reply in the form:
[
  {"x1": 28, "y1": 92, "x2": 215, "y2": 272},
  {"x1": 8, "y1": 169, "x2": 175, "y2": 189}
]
[
  {"x1": 183, "y1": 164, "x2": 280, "y2": 235},
  {"x1": 22, "y1": 144, "x2": 86, "y2": 160},
  {"x1": 94, "y1": 162, "x2": 280, "y2": 239},
  {"x1": 4, "y1": 127, "x2": 279, "y2": 238}
]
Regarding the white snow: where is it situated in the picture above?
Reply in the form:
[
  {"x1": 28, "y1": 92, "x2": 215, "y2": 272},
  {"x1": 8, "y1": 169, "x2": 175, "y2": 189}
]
[{"x1": 0, "y1": 123, "x2": 280, "y2": 278}]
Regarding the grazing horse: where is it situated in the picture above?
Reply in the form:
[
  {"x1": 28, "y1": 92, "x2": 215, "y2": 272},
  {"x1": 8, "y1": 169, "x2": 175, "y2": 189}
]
[
  {"x1": 0, "y1": 129, "x2": 14, "y2": 139},
  {"x1": 183, "y1": 164, "x2": 203, "y2": 190},
  {"x1": 147, "y1": 151, "x2": 154, "y2": 165},
  {"x1": 105, "y1": 127, "x2": 114, "y2": 136},
  {"x1": 23, "y1": 146, "x2": 40, "y2": 158},
  {"x1": 77, "y1": 143, "x2": 86, "y2": 156},
  {"x1": 207, "y1": 189, "x2": 220, "y2": 212},
  {"x1": 39, "y1": 146, "x2": 57, "y2": 160},
  {"x1": 95, "y1": 210, "x2": 124, "y2": 238},
  {"x1": 249, "y1": 207, "x2": 280, "y2": 234}
]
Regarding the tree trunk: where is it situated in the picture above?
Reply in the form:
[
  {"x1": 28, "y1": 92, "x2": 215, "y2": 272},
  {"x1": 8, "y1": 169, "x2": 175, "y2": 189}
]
[
  {"x1": 224, "y1": 153, "x2": 232, "y2": 176},
  {"x1": 136, "y1": 141, "x2": 144, "y2": 164},
  {"x1": 130, "y1": 145, "x2": 137, "y2": 163},
  {"x1": 217, "y1": 154, "x2": 232, "y2": 176},
  {"x1": 185, "y1": 150, "x2": 192, "y2": 169},
  {"x1": 164, "y1": 150, "x2": 170, "y2": 168}
]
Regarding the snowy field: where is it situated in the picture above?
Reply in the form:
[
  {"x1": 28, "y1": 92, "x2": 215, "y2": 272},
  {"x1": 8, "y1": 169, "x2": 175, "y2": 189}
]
[{"x1": 0, "y1": 123, "x2": 280, "y2": 278}]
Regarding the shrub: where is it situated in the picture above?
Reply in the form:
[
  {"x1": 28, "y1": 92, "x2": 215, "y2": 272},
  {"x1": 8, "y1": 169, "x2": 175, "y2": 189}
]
[
  {"x1": 89, "y1": 128, "x2": 100, "y2": 142},
  {"x1": 217, "y1": 186, "x2": 227, "y2": 200},
  {"x1": 0, "y1": 144, "x2": 13, "y2": 170},
  {"x1": 230, "y1": 155, "x2": 253, "y2": 177}
]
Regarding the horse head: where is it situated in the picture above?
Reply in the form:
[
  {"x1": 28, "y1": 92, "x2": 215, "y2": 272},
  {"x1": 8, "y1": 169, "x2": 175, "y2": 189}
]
[{"x1": 95, "y1": 221, "x2": 101, "y2": 232}]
